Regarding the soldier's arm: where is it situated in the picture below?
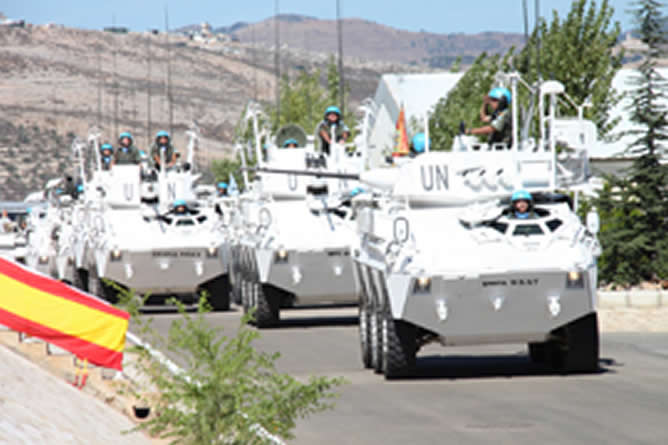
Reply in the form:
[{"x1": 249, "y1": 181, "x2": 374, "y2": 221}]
[{"x1": 319, "y1": 127, "x2": 331, "y2": 143}]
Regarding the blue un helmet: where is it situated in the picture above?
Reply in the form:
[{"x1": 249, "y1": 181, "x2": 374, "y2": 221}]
[
  {"x1": 100, "y1": 143, "x2": 113, "y2": 153},
  {"x1": 217, "y1": 181, "x2": 228, "y2": 190},
  {"x1": 511, "y1": 189, "x2": 532, "y2": 203},
  {"x1": 349, "y1": 187, "x2": 365, "y2": 198},
  {"x1": 324, "y1": 106, "x2": 341, "y2": 119},
  {"x1": 411, "y1": 133, "x2": 430, "y2": 153},
  {"x1": 283, "y1": 138, "x2": 299, "y2": 148},
  {"x1": 488, "y1": 87, "x2": 512, "y2": 107},
  {"x1": 156, "y1": 130, "x2": 170, "y2": 142},
  {"x1": 77, "y1": 184, "x2": 84, "y2": 193},
  {"x1": 118, "y1": 132, "x2": 133, "y2": 143},
  {"x1": 173, "y1": 199, "x2": 187, "y2": 208}
]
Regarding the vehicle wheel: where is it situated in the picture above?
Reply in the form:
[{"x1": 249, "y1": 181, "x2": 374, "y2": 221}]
[
  {"x1": 202, "y1": 275, "x2": 230, "y2": 311},
  {"x1": 88, "y1": 267, "x2": 118, "y2": 304},
  {"x1": 231, "y1": 266, "x2": 242, "y2": 305},
  {"x1": 370, "y1": 304, "x2": 383, "y2": 373},
  {"x1": 550, "y1": 312, "x2": 599, "y2": 373},
  {"x1": 73, "y1": 268, "x2": 89, "y2": 292},
  {"x1": 359, "y1": 303, "x2": 372, "y2": 369},
  {"x1": 254, "y1": 283, "x2": 280, "y2": 328},
  {"x1": 382, "y1": 311, "x2": 417, "y2": 380},
  {"x1": 528, "y1": 342, "x2": 547, "y2": 364}
]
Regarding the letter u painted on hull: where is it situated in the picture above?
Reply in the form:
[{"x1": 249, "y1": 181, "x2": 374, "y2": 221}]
[{"x1": 420, "y1": 165, "x2": 449, "y2": 191}]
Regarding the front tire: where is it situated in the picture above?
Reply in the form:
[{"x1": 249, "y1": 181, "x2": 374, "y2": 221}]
[
  {"x1": 382, "y1": 311, "x2": 417, "y2": 380},
  {"x1": 550, "y1": 312, "x2": 600, "y2": 373},
  {"x1": 254, "y1": 283, "x2": 280, "y2": 328},
  {"x1": 359, "y1": 303, "x2": 372, "y2": 369},
  {"x1": 201, "y1": 275, "x2": 231, "y2": 311}
]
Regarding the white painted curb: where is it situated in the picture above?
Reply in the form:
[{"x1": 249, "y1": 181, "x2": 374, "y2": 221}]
[{"x1": 598, "y1": 290, "x2": 667, "y2": 308}]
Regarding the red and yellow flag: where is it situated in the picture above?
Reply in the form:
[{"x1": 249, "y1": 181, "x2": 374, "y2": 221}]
[
  {"x1": 0, "y1": 259, "x2": 129, "y2": 370},
  {"x1": 394, "y1": 104, "x2": 410, "y2": 157}
]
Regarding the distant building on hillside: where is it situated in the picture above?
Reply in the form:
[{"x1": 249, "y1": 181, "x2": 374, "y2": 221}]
[
  {"x1": 103, "y1": 26, "x2": 129, "y2": 34},
  {"x1": 365, "y1": 72, "x2": 463, "y2": 165}
]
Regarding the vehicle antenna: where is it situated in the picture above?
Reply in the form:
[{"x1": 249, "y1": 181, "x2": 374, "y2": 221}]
[
  {"x1": 336, "y1": 0, "x2": 345, "y2": 117},
  {"x1": 146, "y1": 32, "x2": 152, "y2": 148},
  {"x1": 164, "y1": 4, "x2": 174, "y2": 137},
  {"x1": 274, "y1": 0, "x2": 281, "y2": 125},
  {"x1": 112, "y1": 13, "x2": 119, "y2": 139}
]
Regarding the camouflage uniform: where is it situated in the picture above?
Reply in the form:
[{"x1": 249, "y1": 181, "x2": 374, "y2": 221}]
[
  {"x1": 489, "y1": 109, "x2": 512, "y2": 146},
  {"x1": 150, "y1": 143, "x2": 175, "y2": 166},
  {"x1": 317, "y1": 120, "x2": 350, "y2": 155},
  {"x1": 114, "y1": 145, "x2": 141, "y2": 165}
]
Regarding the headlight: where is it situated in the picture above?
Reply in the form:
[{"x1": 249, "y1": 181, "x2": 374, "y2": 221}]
[
  {"x1": 38, "y1": 255, "x2": 49, "y2": 265},
  {"x1": 413, "y1": 276, "x2": 431, "y2": 294},
  {"x1": 274, "y1": 249, "x2": 289, "y2": 264},
  {"x1": 206, "y1": 246, "x2": 218, "y2": 258},
  {"x1": 110, "y1": 249, "x2": 122, "y2": 261},
  {"x1": 566, "y1": 271, "x2": 584, "y2": 289}
]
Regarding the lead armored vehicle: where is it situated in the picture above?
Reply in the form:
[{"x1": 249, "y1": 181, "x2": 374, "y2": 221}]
[{"x1": 332, "y1": 75, "x2": 601, "y2": 378}]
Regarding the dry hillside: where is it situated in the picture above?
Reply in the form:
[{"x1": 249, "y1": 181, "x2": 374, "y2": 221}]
[
  {"x1": 228, "y1": 15, "x2": 525, "y2": 67},
  {"x1": 0, "y1": 24, "x2": 414, "y2": 199}
]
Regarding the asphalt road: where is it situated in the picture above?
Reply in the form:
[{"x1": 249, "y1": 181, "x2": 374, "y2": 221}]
[{"x1": 142, "y1": 306, "x2": 668, "y2": 445}]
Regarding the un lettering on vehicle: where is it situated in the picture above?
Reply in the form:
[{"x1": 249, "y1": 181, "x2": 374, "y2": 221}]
[{"x1": 420, "y1": 165, "x2": 448, "y2": 191}]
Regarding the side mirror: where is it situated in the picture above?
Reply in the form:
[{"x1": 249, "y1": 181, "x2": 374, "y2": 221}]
[{"x1": 586, "y1": 210, "x2": 600, "y2": 234}]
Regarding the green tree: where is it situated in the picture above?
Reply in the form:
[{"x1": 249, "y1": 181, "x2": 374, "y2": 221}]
[
  {"x1": 429, "y1": 0, "x2": 623, "y2": 150},
  {"x1": 514, "y1": 0, "x2": 623, "y2": 139},
  {"x1": 268, "y1": 69, "x2": 328, "y2": 133},
  {"x1": 429, "y1": 52, "x2": 510, "y2": 150},
  {"x1": 594, "y1": 0, "x2": 668, "y2": 285},
  {"x1": 120, "y1": 294, "x2": 344, "y2": 445}
]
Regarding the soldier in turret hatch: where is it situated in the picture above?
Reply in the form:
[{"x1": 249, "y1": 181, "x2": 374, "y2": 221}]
[
  {"x1": 466, "y1": 87, "x2": 512, "y2": 147},
  {"x1": 151, "y1": 130, "x2": 179, "y2": 170},
  {"x1": 317, "y1": 106, "x2": 349, "y2": 155},
  {"x1": 114, "y1": 132, "x2": 142, "y2": 165},
  {"x1": 100, "y1": 143, "x2": 114, "y2": 171}
]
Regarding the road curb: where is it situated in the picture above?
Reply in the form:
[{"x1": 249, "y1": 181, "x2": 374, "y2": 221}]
[{"x1": 598, "y1": 290, "x2": 667, "y2": 308}]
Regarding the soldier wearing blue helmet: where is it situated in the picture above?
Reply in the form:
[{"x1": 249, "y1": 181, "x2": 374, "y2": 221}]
[
  {"x1": 317, "y1": 105, "x2": 350, "y2": 155},
  {"x1": 410, "y1": 133, "x2": 430, "y2": 156},
  {"x1": 510, "y1": 190, "x2": 534, "y2": 219},
  {"x1": 114, "y1": 131, "x2": 142, "y2": 165},
  {"x1": 172, "y1": 199, "x2": 189, "y2": 216},
  {"x1": 151, "y1": 130, "x2": 179, "y2": 170},
  {"x1": 283, "y1": 138, "x2": 299, "y2": 148},
  {"x1": 467, "y1": 86, "x2": 513, "y2": 146},
  {"x1": 216, "y1": 181, "x2": 228, "y2": 197},
  {"x1": 100, "y1": 143, "x2": 114, "y2": 170}
]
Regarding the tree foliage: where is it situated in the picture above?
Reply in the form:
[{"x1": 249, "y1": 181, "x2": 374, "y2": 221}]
[
  {"x1": 119, "y1": 293, "x2": 344, "y2": 445},
  {"x1": 593, "y1": 0, "x2": 668, "y2": 285},
  {"x1": 429, "y1": 0, "x2": 623, "y2": 150}
]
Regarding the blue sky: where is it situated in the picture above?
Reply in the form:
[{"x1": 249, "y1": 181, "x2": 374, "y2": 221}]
[{"x1": 1, "y1": 1, "x2": 637, "y2": 34}]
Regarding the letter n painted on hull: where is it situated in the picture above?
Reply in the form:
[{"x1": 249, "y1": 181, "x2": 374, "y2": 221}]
[{"x1": 421, "y1": 165, "x2": 449, "y2": 191}]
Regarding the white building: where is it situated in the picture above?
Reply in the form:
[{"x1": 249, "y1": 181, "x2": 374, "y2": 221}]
[{"x1": 366, "y1": 72, "x2": 463, "y2": 165}]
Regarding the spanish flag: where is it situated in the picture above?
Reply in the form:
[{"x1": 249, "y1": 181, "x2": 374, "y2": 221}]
[
  {"x1": 0, "y1": 259, "x2": 129, "y2": 370},
  {"x1": 393, "y1": 104, "x2": 410, "y2": 157}
]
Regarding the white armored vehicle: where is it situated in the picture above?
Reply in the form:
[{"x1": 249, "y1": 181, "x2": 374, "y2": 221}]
[
  {"x1": 232, "y1": 104, "x2": 371, "y2": 327},
  {"x1": 342, "y1": 75, "x2": 601, "y2": 378},
  {"x1": 73, "y1": 128, "x2": 231, "y2": 310}
]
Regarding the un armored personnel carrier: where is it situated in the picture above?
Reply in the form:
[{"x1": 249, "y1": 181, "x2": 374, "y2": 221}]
[
  {"x1": 72, "y1": 128, "x2": 231, "y2": 310},
  {"x1": 230, "y1": 104, "x2": 370, "y2": 327},
  {"x1": 309, "y1": 75, "x2": 602, "y2": 378}
]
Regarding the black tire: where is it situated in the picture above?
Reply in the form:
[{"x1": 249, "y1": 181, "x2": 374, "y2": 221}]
[
  {"x1": 370, "y1": 304, "x2": 383, "y2": 374},
  {"x1": 88, "y1": 267, "x2": 118, "y2": 304},
  {"x1": 201, "y1": 275, "x2": 231, "y2": 311},
  {"x1": 254, "y1": 283, "x2": 280, "y2": 328},
  {"x1": 73, "y1": 268, "x2": 89, "y2": 292},
  {"x1": 550, "y1": 312, "x2": 600, "y2": 373},
  {"x1": 359, "y1": 303, "x2": 372, "y2": 369},
  {"x1": 382, "y1": 311, "x2": 417, "y2": 380},
  {"x1": 528, "y1": 342, "x2": 547, "y2": 364}
]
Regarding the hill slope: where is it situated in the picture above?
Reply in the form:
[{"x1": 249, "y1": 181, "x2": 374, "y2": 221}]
[{"x1": 227, "y1": 15, "x2": 525, "y2": 67}]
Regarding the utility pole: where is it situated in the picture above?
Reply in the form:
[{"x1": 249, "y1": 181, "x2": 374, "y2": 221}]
[
  {"x1": 274, "y1": 0, "x2": 281, "y2": 123},
  {"x1": 165, "y1": 4, "x2": 174, "y2": 136},
  {"x1": 336, "y1": 0, "x2": 345, "y2": 117},
  {"x1": 96, "y1": 49, "x2": 102, "y2": 130},
  {"x1": 112, "y1": 14, "x2": 119, "y2": 139},
  {"x1": 146, "y1": 33, "x2": 152, "y2": 147}
]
